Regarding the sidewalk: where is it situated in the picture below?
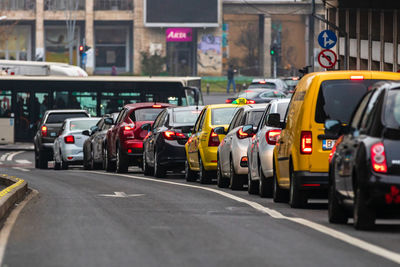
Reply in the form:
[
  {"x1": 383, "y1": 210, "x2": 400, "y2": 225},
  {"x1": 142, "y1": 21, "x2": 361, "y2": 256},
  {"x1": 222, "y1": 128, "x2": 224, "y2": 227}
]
[{"x1": 0, "y1": 142, "x2": 34, "y2": 151}]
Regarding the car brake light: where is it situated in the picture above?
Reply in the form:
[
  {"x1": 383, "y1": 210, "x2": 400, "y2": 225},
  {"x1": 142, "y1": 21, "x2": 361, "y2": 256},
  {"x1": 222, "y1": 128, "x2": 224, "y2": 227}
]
[
  {"x1": 163, "y1": 130, "x2": 186, "y2": 140},
  {"x1": 247, "y1": 100, "x2": 256, "y2": 104},
  {"x1": 153, "y1": 104, "x2": 162, "y2": 108},
  {"x1": 64, "y1": 135, "x2": 75, "y2": 144},
  {"x1": 41, "y1": 125, "x2": 47, "y2": 137},
  {"x1": 225, "y1": 99, "x2": 233, "y2": 103},
  {"x1": 237, "y1": 127, "x2": 253, "y2": 139},
  {"x1": 350, "y1": 75, "x2": 364, "y2": 80},
  {"x1": 208, "y1": 128, "x2": 220, "y2": 146},
  {"x1": 300, "y1": 131, "x2": 312, "y2": 154},
  {"x1": 124, "y1": 123, "x2": 135, "y2": 131},
  {"x1": 371, "y1": 142, "x2": 387, "y2": 173},
  {"x1": 259, "y1": 81, "x2": 266, "y2": 84},
  {"x1": 266, "y1": 129, "x2": 281, "y2": 145}
]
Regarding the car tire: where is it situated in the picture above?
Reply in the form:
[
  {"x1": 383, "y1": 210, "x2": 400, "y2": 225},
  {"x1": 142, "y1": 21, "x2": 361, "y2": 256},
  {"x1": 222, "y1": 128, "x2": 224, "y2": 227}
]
[
  {"x1": 259, "y1": 162, "x2": 272, "y2": 198},
  {"x1": 273, "y1": 160, "x2": 288, "y2": 203},
  {"x1": 61, "y1": 155, "x2": 68, "y2": 170},
  {"x1": 353, "y1": 187, "x2": 375, "y2": 230},
  {"x1": 104, "y1": 147, "x2": 116, "y2": 172},
  {"x1": 116, "y1": 145, "x2": 128, "y2": 173},
  {"x1": 199, "y1": 156, "x2": 212, "y2": 184},
  {"x1": 289, "y1": 166, "x2": 307, "y2": 208},
  {"x1": 34, "y1": 148, "x2": 39, "y2": 168},
  {"x1": 217, "y1": 159, "x2": 229, "y2": 188},
  {"x1": 328, "y1": 176, "x2": 348, "y2": 224},
  {"x1": 247, "y1": 169, "x2": 258, "y2": 195},
  {"x1": 38, "y1": 150, "x2": 48, "y2": 169},
  {"x1": 143, "y1": 152, "x2": 153, "y2": 176},
  {"x1": 185, "y1": 159, "x2": 197, "y2": 182},
  {"x1": 154, "y1": 152, "x2": 166, "y2": 178},
  {"x1": 83, "y1": 148, "x2": 91, "y2": 170},
  {"x1": 229, "y1": 159, "x2": 242, "y2": 190},
  {"x1": 54, "y1": 153, "x2": 61, "y2": 170}
]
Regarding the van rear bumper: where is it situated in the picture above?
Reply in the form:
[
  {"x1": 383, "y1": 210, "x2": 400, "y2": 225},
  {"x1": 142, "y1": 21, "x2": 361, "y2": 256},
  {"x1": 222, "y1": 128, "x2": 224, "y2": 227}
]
[{"x1": 295, "y1": 171, "x2": 329, "y2": 190}]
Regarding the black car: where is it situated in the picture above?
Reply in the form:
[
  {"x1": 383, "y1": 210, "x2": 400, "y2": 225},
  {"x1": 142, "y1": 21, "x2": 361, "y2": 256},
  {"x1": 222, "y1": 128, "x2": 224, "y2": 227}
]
[
  {"x1": 82, "y1": 112, "x2": 118, "y2": 170},
  {"x1": 225, "y1": 89, "x2": 287, "y2": 104},
  {"x1": 327, "y1": 81, "x2": 400, "y2": 230},
  {"x1": 142, "y1": 106, "x2": 203, "y2": 178}
]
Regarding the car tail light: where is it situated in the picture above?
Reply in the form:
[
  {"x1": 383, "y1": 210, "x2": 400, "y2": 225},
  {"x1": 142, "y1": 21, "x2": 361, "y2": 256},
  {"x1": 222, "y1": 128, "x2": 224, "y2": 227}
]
[
  {"x1": 163, "y1": 130, "x2": 186, "y2": 141},
  {"x1": 300, "y1": 131, "x2": 312, "y2": 154},
  {"x1": 208, "y1": 128, "x2": 220, "y2": 146},
  {"x1": 225, "y1": 99, "x2": 233, "y2": 103},
  {"x1": 259, "y1": 81, "x2": 266, "y2": 84},
  {"x1": 371, "y1": 142, "x2": 387, "y2": 173},
  {"x1": 247, "y1": 99, "x2": 256, "y2": 104},
  {"x1": 41, "y1": 125, "x2": 47, "y2": 137},
  {"x1": 350, "y1": 75, "x2": 364, "y2": 80},
  {"x1": 124, "y1": 123, "x2": 135, "y2": 131},
  {"x1": 266, "y1": 129, "x2": 281, "y2": 145},
  {"x1": 236, "y1": 127, "x2": 253, "y2": 139},
  {"x1": 64, "y1": 135, "x2": 75, "y2": 144},
  {"x1": 152, "y1": 104, "x2": 162, "y2": 108}
]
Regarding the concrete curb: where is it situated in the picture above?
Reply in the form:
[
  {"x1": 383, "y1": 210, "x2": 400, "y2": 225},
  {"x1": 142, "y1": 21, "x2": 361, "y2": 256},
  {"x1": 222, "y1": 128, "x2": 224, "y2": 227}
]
[
  {"x1": 0, "y1": 145, "x2": 34, "y2": 151},
  {"x1": 0, "y1": 174, "x2": 28, "y2": 220}
]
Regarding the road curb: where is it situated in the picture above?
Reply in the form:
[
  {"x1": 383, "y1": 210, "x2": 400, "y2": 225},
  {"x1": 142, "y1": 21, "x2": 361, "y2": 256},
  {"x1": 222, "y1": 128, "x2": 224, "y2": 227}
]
[
  {"x1": 0, "y1": 146, "x2": 34, "y2": 151},
  {"x1": 0, "y1": 174, "x2": 28, "y2": 221}
]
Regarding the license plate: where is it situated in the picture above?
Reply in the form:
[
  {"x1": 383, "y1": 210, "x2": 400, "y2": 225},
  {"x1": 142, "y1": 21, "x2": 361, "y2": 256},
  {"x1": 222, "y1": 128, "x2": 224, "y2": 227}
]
[
  {"x1": 50, "y1": 132, "x2": 56, "y2": 137},
  {"x1": 322, "y1": 139, "x2": 335, "y2": 150}
]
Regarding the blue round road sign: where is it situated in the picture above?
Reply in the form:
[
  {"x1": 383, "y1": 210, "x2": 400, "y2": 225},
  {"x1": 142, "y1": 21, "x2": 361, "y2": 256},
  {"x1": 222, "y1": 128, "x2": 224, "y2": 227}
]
[{"x1": 318, "y1": 30, "x2": 337, "y2": 49}]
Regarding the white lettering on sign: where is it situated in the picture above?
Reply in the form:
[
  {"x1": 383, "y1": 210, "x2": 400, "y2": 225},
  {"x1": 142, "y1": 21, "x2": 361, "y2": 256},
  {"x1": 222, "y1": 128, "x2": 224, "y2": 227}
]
[{"x1": 167, "y1": 31, "x2": 187, "y2": 39}]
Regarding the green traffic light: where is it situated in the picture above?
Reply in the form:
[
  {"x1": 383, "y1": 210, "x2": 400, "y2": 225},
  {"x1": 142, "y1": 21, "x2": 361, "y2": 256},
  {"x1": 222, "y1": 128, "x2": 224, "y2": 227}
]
[{"x1": 270, "y1": 50, "x2": 275, "y2": 55}]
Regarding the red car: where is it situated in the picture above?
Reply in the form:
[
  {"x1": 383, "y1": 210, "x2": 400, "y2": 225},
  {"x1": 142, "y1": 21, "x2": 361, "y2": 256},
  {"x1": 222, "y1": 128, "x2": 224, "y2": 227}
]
[{"x1": 103, "y1": 102, "x2": 174, "y2": 173}]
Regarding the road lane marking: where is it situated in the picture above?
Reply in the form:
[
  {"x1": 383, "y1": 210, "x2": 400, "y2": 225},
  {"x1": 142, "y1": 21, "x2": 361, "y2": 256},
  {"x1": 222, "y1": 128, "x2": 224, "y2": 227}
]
[
  {"x1": 11, "y1": 167, "x2": 29, "y2": 172},
  {"x1": 0, "y1": 153, "x2": 11, "y2": 161},
  {"x1": 0, "y1": 189, "x2": 37, "y2": 266},
  {"x1": 15, "y1": 160, "x2": 32, "y2": 165},
  {"x1": 87, "y1": 171, "x2": 400, "y2": 265},
  {"x1": 98, "y1": 192, "x2": 144, "y2": 198},
  {"x1": 6, "y1": 151, "x2": 24, "y2": 161}
]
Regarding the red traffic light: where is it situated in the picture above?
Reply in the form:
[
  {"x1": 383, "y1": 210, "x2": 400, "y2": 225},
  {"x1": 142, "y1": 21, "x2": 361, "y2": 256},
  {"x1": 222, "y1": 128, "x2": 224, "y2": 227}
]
[{"x1": 79, "y1": 45, "x2": 84, "y2": 52}]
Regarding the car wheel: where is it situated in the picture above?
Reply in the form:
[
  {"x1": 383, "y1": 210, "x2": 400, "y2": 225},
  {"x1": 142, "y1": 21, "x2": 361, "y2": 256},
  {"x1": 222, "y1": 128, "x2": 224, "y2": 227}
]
[
  {"x1": 289, "y1": 166, "x2": 307, "y2": 208},
  {"x1": 38, "y1": 149, "x2": 48, "y2": 169},
  {"x1": 185, "y1": 160, "x2": 197, "y2": 182},
  {"x1": 34, "y1": 148, "x2": 39, "y2": 168},
  {"x1": 259, "y1": 161, "x2": 272, "y2": 198},
  {"x1": 217, "y1": 159, "x2": 229, "y2": 188},
  {"x1": 143, "y1": 152, "x2": 153, "y2": 176},
  {"x1": 153, "y1": 152, "x2": 166, "y2": 178},
  {"x1": 353, "y1": 187, "x2": 375, "y2": 230},
  {"x1": 104, "y1": 147, "x2": 116, "y2": 172},
  {"x1": 116, "y1": 145, "x2": 128, "y2": 173},
  {"x1": 61, "y1": 153, "x2": 68, "y2": 170},
  {"x1": 229, "y1": 159, "x2": 242, "y2": 190},
  {"x1": 53, "y1": 152, "x2": 61, "y2": 170},
  {"x1": 199, "y1": 156, "x2": 212, "y2": 184},
  {"x1": 247, "y1": 169, "x2": 258, "y2": 195},
  {"x1": 328, "y1": 174, "x2": 348, "y2": 224},
  {"x1": 273, "y1": 159, "x2": 288, "y2": 203},
  {"x1": 83, "y1": 148, "x2": 91, "y2": 170}
]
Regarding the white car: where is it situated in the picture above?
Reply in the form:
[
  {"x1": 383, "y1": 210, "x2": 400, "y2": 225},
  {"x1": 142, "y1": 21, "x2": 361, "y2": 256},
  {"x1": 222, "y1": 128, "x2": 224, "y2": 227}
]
[{"x1": 53, "y1": 117, "x2": 101, "y2": 170}]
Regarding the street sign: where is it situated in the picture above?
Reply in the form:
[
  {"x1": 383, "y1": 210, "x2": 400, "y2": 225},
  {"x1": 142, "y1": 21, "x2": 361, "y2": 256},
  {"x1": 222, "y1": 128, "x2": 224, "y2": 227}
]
[
  {"x1": 317, "y1": 49, "x2": 337, "y2": 69},
  {"x1": 318, "y1": 30, "x2": 337, "y2": 49}
]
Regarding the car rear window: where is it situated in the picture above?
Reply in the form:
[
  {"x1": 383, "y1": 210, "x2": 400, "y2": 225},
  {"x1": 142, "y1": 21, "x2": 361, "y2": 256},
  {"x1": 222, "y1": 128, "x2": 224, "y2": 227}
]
[
  {"x1": 384, "y1": 90, "x2": 400, "y2": 129},
  {"x1": 246, "y1": 111, "x2": 264, "y2": 125},
  {"x1": 260, "y1": 90, "x2": 286, "y2": 99},
  {"x1": 248, "y1": 83, "x2": 276, "y2": 89},
  {"x1": 315, "y1": 79, "x2": 380, "y2": 124},
  {"x1": 70, "y1": 119, "x2": 99, "y2": 131},
  {"x1": 173, "y1": 110, "x2": 202, "y2": 124},
  {"x1": 211, "y1": 107, "x2": 237, "y2": 125},
  {"x1": 238, "y1": 90, "x2": 261, "y2": 98},
  {"x1": 46, "y1": 112, "x2": 88, "y2": 123},
  {"x1": 132, "y1": 108, "x2": 163, "y2": 121}
]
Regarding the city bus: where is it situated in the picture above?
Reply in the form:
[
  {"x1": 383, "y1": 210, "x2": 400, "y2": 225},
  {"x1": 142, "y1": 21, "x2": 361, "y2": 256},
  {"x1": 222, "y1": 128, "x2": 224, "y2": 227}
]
[{"x1": 0, "y1": 76, "x2": 203, "y2": 142}]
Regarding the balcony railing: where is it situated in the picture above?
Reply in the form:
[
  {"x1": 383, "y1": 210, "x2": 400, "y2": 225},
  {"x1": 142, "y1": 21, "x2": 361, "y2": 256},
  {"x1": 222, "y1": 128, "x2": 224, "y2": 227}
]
[
  {"x1": 45, "y1": 0, "x2": 85, "y2": 10},
  {"x1": 0, "y1": 0, "x2": 35, "y2": 10},
  {"x1": 94, "y1": 0, "x2": 132, "y2": 10}
]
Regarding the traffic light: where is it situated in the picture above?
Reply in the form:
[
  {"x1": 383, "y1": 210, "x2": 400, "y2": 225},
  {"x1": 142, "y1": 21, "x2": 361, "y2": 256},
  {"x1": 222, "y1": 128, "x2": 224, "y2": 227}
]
[
  {"x1": 79, "y1": 45, "x2": 84, "y2": 55},
  {"x1": 270, "y1": 46, "x2": 276, "y2": 56}
]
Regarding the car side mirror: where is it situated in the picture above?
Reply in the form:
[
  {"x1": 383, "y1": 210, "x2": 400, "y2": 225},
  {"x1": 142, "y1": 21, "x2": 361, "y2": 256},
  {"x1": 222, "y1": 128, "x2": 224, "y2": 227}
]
[
  {"x1": 82, "y1": 130, "x2": 90, "y2": 136},
  {"x1": 267, "y1": 113, "x2": 281, "y2": 128},
  {"x1": 141, "y1": 123, "x2": 151, "y2": 131},
  {"x1": 104, "y1": 117, "x2": 114, "y2": 125},
  {"x1": 90, "y1": 125, "x2": 99, "y2": 134},
  {"x1": 241, "y1": 124, "x2": 255, "y2": 135},
  {"x1": 324, "y1": 120, "x2": 342, "y2": 138},
  {"x1": 214, "y1": 126, "x2": 226, "y2": 135}
]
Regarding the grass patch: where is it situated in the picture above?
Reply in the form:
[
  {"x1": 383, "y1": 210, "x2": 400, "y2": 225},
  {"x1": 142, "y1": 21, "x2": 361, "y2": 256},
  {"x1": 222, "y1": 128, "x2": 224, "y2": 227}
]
[{"x1": 201, "y1": 76, "x2": 255, "y2": 93}]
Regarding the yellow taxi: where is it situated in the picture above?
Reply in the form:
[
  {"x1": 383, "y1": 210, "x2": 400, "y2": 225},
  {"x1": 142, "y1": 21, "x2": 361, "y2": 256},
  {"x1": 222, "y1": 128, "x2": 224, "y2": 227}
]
[
  {"x1": 272, "y1": 71, "x2": 400, "y2": 208},
  {"x1": 185, "y1": 103, "x2": 243, "y2": 184}
]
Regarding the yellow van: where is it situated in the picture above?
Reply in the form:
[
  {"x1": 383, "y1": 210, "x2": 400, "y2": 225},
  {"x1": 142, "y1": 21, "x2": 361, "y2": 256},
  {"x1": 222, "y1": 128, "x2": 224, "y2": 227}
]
[{"x1": 272, "y1": 71, "x2": 400, "y2": 208}]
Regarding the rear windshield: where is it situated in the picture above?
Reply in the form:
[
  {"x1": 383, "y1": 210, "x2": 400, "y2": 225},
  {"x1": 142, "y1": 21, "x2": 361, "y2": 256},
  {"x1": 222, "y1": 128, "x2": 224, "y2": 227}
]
[
  {"x1": 246, "y1": 111, "x2": 264, "y2": 126},
  {"x1": 211, "y1": 107, "x2": 237, "y2": 125},
  {"x1": 248, "y1": 83, "x2": 276, "y2": 89},
  {"x1": 70, "y1": 119, "x2": 99, "y2": 131},
  {"x1": 315, "y1": 79, "x2": 380, "y2": 124},
  {"x1": 238, "y1": 90, "x2": 261, "y2": 98},
  {"x1": 384, "y1": 90, "x2": 400, "y2": 129},
  {"x1": 260, "y1": 90, "x2": 286, "y2": 99},
  {"x1": 173, "y1": 110, "x2": 202, "y2": 124},
  {"x1": 132, "y1": 108, "x2": 163, "y2": 122},
  {"x1": 46, "y1": 112, "x2": 88, "y2": 123},
  {"x1": 277, "y1": 102, "x2": 289, "y2": 119}
]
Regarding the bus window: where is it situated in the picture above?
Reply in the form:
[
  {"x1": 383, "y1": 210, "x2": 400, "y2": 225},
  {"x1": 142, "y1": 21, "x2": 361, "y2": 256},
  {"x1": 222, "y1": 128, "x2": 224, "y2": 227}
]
[
  {"x1": 72, "y1": 92, "x2": 97, "y2": 116},
  {"x1": 54, "y1": 91, "x2": 69, "y2": 109},
  {"x1": 145, "y1": 93, "x2": 154, "y2": 102},
  {"x1": 0, "y1": 91, "x2": 11, "y2": 117}
]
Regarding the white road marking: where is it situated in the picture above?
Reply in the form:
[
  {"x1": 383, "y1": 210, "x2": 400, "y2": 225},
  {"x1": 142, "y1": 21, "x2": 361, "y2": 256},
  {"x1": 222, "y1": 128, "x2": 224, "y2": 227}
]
[
  {"x1": 98, "y1": 191, "x2": 144, "y2": 198},
  {"x1": 88, "y1": 170, "x2": 400, "y2": 265},
  {"x1": 11, "y1": 167, "x2": 29, "y2": 172},
  {"x1": 15, "y1": 160, "x2": 32, "y2": 165},
  {"x1": 0, "y1": 189, "x2": 38, "y2": 266},
  {"x1": 6, "y1": 151, "x2": 24, "y2": 161},
  {"x1": 0, "y1": 153, "x2": 11, "y2": 161}
]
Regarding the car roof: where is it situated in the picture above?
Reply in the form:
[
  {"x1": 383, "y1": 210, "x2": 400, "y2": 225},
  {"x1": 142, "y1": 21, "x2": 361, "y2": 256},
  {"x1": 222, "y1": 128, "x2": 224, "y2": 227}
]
[
  {"x1": 303, "y1": 70, "x2": 400, "y2": 81},
  {"x1": 45, "y1": 109, "x2": 89, "y2": 114},
  {"x1": 123, "y1": 102, "x2": 174, "y2": 110},
  {"x1": 169, "y1": 106, "x2": 205, "y2": 112},
  {"x1": 241, "y1": 103, "x2": 268, "y2": 111},
  {"x1": 204, "y1": 103, "x2": 243, "y2": 109},
  {"x1": 64, "y1": 117, "x2": 100, "y2": 123}
]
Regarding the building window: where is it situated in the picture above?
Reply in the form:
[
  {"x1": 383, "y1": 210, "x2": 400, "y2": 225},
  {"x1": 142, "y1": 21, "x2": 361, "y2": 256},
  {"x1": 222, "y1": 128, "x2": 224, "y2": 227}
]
[
  {"x1": 95, "y1": 27, "x2": 129, "y2": 73},
  {"x1": 94, "y1": 0, "x2": 133, "y2": 10},
  {"x1": 0, "y1": 26, "x2": 31, "y2": 60},
  {"x1": 0, "y1": 0, "x2": 35, "y2": 10},
  {"x1": 45, "y1": 26, "x2": 80, "y2": 65},
  {"x1": 44, "y1": 0, "x2": 85, "y2": 10}
]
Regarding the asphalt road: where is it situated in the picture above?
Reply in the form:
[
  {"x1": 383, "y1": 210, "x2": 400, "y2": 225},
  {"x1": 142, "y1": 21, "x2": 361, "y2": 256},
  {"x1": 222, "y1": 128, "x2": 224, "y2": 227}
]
[{"x1": 1, "y1": 151, "x2": 400, "y2": 267}]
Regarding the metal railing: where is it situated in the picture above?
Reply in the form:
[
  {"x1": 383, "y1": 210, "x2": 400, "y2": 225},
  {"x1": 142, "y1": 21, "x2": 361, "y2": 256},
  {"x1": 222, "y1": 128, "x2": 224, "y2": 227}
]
[
  {"x1": 0, "y1": 0, "x2": 35, "y2": 10},
  {"x1": 94, "y1": 0, "x2": 132, "y2": 10},
  {"x1": 44, "y1": 0, "x2": 85, "y2": 10}
]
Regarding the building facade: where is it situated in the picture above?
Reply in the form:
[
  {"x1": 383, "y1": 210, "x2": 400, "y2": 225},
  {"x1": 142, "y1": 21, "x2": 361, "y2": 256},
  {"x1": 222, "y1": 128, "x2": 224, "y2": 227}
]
[{"x1": 0, "y1": 0, "x2": 323, "y2": 76}]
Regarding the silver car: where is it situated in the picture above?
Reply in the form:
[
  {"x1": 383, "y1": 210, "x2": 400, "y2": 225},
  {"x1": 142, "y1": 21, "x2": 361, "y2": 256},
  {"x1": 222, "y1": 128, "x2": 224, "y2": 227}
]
[
  {"x1": 54, "y1": 117, "x2": 101, "y2": 170},
  {"x1": 247, "y1": 99, "x2": 290, "y2": 197},
  {"x1": 217, "y1": 104, "x2": 267, "y2": 190}
]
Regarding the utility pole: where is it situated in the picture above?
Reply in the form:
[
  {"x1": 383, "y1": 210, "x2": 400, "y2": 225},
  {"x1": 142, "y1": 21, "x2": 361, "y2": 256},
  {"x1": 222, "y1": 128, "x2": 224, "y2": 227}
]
[{"x1": 309, "y1": 0, "x2": 315, "y2": 72}]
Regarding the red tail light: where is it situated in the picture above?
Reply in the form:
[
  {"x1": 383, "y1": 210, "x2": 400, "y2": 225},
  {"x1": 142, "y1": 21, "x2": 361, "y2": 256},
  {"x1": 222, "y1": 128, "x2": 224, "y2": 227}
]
[
  {"x1": 64, "y1": 135, "x2": 75, "y2": 144},
  {"x1": 350, "y1": 75, "x2": 364, "y2": 80},
  {"x1": 124, "y1": 123, "x2": 135, "y2": 131},
  {"x1": 371, "y1": 142, "x2": 387, "y2": 173},
  {"x1": 163, "y1": 130, "x2": 186, "y2": 141},
  {"x1": 208, "y1": 128, "x2": 220, "y2": 146},
  {"x1": 225, "y1": 99, "x2": 233, "y2": 103},
  {"x1": 300, "y1": 131, "x2": 312, "y2": 154},
  {"x1": 237, "y1": 127, "x2": 253, "y2": 139},
  {"x1": 41, "y1": 125, "x2": 47, "y2": 137},
  {"x1": 247, "y1": 100, "x2": 256, "y2": 104},
  {"x1": 153, "y1": 104, "x2": 162, "y2": 108},
  {"x1": 266, "y1": 129, "x2": 281, "y2": 145}
]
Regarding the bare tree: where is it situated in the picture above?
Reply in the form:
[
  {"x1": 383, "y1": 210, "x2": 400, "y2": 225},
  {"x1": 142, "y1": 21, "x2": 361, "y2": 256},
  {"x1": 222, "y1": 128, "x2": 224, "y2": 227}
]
[{"x1": 235, "y1": 22, "x2": 259, "y2": 75}]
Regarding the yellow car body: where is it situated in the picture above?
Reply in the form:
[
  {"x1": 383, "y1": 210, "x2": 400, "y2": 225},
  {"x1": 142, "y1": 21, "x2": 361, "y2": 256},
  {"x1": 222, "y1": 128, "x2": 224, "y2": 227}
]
[{"x1": 273, "y1": 71, "x2": 400, "y2": 206}]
